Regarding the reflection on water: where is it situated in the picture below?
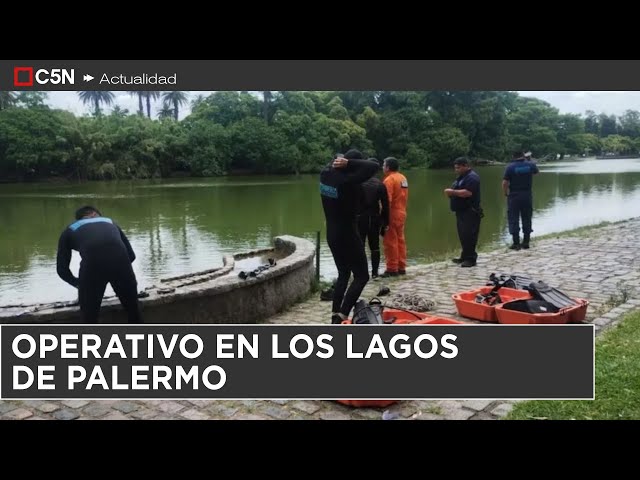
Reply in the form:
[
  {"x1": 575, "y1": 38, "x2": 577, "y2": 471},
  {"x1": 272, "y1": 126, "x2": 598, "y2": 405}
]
[
  {"x1": 541, "y1": 158, "x2": 640, "y2": 174},
  {"x1": 1, "y1": 158, "x2": 639, "y2": 305},
  {"x1": 137, "y1": 181, "x2": 298, "y2": 189},
  {"x1": 0, "y1": 193, "x2": 160, "y2": 199},
  {"x1": 533, "y1": 186, "x2": 640, "y2": 236},
  {"x1": 523, "y1": 159, "x2": 640, "y2": 239}
]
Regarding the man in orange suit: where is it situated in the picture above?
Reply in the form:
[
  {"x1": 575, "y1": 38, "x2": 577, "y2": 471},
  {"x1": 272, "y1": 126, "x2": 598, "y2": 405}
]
[{"x1": 381, "y1": 157, "x2": 409, "y2": 277}]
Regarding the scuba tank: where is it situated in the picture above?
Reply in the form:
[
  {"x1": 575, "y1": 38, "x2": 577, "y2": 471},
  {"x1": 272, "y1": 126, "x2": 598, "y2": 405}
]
[
  {"x1": 352, "y1": 298, "x2": 384, "y2": 324},
  {"x1": 368, "y1": 298, "x2": 384, "y2": 324}
]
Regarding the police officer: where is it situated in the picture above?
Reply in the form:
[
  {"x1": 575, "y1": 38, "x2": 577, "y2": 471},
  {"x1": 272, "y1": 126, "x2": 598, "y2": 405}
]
[
  {"x1": 444, "y1": 157, "x2": 482, "y2": 267},
  {"x1": 320, "y1": 150, "x2": 379, "y2": 324},
  {"x1": 57, "y1": 206, "x2": 142, "y2": 323},
  {"x1": 502, "y1": 151, "x2": 539, "y2": 250}
]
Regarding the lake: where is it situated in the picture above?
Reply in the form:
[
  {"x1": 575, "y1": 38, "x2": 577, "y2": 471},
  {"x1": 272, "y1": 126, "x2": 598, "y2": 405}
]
[{"x1": 2, "y1": 157, "x2": 639, "y2": 305}]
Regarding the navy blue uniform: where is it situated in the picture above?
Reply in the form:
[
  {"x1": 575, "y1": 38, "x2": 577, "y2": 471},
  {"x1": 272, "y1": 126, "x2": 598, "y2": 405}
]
[
  {"x1": 320, "y1": 158, "x2": 379, "y2": 317},
  {"x1": 450, "y1": 170, "x2": 482, "y2": 263},
  {"x1": 357, "y1": 176, "x2": 390, "y2": 277},
  {"x1": 504, "y1": 159, "x2": 539, "y2": 236},
  {"x1": 57, "y1": 217, "x2": 141, "y2": 323}
]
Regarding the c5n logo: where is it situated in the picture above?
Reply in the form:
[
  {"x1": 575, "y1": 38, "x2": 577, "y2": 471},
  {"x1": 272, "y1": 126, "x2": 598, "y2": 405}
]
[{"x1": 13, "y1": 67, "x2": 75, "y2": 87}]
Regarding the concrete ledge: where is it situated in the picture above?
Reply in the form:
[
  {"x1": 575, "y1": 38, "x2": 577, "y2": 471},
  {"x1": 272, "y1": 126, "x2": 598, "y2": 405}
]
[{"x1": 0, "y1": 235, "x2": 316, "y2": 324}]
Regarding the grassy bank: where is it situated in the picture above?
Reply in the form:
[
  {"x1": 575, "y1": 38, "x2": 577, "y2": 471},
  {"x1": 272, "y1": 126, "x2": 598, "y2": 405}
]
[{"x1": 507, "y1": 309, "x2": 640, "y2": 420}]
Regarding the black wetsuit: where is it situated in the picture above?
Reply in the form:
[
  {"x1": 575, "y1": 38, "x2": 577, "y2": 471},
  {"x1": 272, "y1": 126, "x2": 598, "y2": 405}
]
[
  {"x1": 357, "y1": 176, "x2": 390, "y2": 277},
  {"x1": 56, "y1": 217, "x2": 142, "y2": 323},
  {"x1": 320, "y1": 158, "x2": 379, "y2": 317}
]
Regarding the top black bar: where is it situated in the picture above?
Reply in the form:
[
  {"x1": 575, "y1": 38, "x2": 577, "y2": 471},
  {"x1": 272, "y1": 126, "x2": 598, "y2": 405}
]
[{"x1": 2, "y1": 60, "x2": 640, "y2": 91}]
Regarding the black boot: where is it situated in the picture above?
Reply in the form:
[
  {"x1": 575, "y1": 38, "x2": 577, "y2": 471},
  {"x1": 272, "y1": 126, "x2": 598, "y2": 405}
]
[
  {"x1": 331, "y1": 313, "x2": 346, "y2": 324},
  {"x1": 371, "y1": 250, "x2": 380, "y2": 278},
  {"x1": 522, "y1": 234, "x2": 530, "y2": 249},
  {"x1": 509, "y1": 234, "x2": 521, "y2": 250}
]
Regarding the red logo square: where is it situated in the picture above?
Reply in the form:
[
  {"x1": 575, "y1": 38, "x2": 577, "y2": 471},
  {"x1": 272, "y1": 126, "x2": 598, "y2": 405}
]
[{"x1": 14, "y1": 67, "x2": 34, "y2": 87}]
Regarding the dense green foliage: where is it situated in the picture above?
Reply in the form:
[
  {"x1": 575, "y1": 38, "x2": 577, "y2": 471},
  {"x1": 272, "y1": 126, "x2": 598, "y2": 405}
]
[{"x1": 1, "y1": 91, "x2": 639, "y2": 181}]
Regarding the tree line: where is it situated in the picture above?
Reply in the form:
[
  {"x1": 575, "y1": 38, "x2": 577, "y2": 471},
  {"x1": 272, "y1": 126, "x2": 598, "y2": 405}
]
[{"x1": 1, "y1": 90, "x2": 639, "y2": 181}]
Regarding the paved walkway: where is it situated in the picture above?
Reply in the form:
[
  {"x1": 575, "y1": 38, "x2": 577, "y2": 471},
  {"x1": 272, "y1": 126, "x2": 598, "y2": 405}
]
[{"x1": 3, "y1": 220, "x2": 640, "y2": 420}]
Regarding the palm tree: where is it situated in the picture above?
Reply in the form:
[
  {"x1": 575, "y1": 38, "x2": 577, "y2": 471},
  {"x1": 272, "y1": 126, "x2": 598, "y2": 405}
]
[
  {"x1": 157, "y1": 105, "x2": 174, "y2": 119},
  {"x1": 77, "y1": 91, "x2": 115, "y2": 116},
  {"x1": 162, "y1": 91, "x2": 189, "y2": 120},
  {"x1": 191, "y1": 94, "x2": 205, "y2": 111},
  {"x1": 142, "y1": 91, "x2": 161, "y2": 118},
  {"x1": 129, "y1": 91, "x2": 145, "y2": 116},
  {"x1": 263, "y1": 91, "x2": 272, "y2": 123},
  {"x1": 111, "y1": 105, "x2": 129, "y2": 118},
  {"x1": 0, "y1": 91, "x2": 16, "y2": 110}
]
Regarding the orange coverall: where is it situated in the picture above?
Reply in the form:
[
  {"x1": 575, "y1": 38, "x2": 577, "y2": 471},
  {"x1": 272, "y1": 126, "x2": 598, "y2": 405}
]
[{"x1": 383, "y1": 171, "x2": 409, "y2": 272}]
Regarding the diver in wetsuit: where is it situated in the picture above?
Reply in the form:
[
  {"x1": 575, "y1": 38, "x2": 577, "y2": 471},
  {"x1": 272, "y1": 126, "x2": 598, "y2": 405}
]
[
  {"x1": 320, "y1": 149, "x2": 380, "y2": 324},
  {"x1": 357, "y1": 158, "x2": 389, "y2": 278},
  {"x1": 56, "y1": 206, "x2": 142, "y2": 323}
]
